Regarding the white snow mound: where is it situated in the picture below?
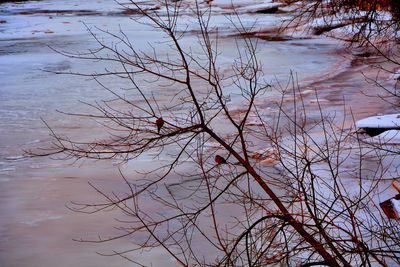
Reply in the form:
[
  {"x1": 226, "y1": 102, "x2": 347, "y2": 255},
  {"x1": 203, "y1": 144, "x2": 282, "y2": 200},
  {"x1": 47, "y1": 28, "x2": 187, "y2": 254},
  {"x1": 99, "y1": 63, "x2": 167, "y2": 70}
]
[{"x1": 356, "y1": 114, "x2": 400, "y2": 128}]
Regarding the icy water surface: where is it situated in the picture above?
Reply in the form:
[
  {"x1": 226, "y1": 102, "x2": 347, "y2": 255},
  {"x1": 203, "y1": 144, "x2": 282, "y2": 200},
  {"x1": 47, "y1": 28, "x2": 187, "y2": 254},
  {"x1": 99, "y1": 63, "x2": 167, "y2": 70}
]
[{"x1": 0, "y1": 0, "x2": 350, "y2": 266}]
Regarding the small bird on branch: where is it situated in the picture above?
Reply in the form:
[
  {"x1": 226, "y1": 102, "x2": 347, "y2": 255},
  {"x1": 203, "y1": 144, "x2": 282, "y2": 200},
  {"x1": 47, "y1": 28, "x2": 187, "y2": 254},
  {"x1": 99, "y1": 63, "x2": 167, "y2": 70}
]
[
  {"x1": 214, "y1": 155, "x2": 226, "y2": 165},
  {"x1": 156, "y1": 117, "x2": 164, "y2": 134}
]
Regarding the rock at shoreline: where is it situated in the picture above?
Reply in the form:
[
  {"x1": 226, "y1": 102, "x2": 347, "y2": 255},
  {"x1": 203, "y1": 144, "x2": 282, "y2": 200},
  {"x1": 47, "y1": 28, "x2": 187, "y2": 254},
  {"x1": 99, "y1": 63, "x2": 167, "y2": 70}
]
[{"x1": 380, "y1": 195, "x2": 400, "y2": 220}]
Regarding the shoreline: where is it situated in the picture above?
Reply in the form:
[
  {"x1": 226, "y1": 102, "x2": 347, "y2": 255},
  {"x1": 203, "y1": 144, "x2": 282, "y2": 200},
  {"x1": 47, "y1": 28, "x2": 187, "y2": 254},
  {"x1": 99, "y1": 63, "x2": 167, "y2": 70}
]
[
  {"x1": 1, "y1": 1, "x2": 399, "y2": 266},
  {"x1": 264, "y1": 38, "x2": 397, "y2": 124}
]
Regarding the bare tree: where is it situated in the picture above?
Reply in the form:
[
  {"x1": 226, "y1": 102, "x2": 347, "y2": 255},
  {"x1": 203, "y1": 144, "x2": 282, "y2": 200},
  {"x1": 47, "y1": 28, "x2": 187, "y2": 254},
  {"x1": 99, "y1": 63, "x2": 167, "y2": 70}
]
[
  {"x1": 282, "y1": 0, "x2": 399, "y2": 42},
  {"x1": 35, "y1": 0, "x2": 400, "y2": 266},
  {"x1": 281, "y1": 0, "x2": 400, "y2": 108}
]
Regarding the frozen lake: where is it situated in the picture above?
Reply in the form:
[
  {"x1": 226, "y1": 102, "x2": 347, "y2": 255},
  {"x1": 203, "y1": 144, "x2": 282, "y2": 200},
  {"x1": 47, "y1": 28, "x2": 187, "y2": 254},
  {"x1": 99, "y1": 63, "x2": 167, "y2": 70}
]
[{"x1": 0, "y1": 0, "x2": 361, "y2": 266}]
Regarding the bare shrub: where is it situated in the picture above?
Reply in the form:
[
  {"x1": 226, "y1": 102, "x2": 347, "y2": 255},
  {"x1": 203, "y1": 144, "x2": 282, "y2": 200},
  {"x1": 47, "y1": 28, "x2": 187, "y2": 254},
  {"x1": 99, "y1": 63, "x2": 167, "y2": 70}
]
[{"x1": 36, "y1": 1, "x2": 400, "y2": 266}]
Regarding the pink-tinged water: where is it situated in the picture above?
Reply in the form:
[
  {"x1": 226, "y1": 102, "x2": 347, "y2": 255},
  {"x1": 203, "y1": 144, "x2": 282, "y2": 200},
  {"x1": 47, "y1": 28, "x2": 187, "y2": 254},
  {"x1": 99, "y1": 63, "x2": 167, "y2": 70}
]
[{"x1": 0, "y1": 0, "x2": 382, "y2": 266}]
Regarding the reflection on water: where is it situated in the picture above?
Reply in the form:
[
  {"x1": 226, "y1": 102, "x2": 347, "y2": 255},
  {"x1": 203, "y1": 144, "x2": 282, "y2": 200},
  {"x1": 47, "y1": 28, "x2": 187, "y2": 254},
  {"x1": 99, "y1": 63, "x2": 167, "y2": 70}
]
[{"x1": 0, "y1": 0, "x2": 349, "y2": 265}]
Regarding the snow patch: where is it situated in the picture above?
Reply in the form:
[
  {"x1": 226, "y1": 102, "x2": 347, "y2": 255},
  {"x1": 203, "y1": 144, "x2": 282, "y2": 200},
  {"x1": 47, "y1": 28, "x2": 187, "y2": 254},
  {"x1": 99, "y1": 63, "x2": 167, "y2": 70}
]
[
  {"x1": 310, "y1": 98, "x2": 329, "y2": 103},
  {"x1": 21, "y1": 215, "x2": 63, "y2": 226},
  {"x1": 391, "y1": 199, "x2": 400, "y2": 218},
  {"x1": 390, "y1": 69, "x2": 400, "y2": 80},
  {"x1": 364, "y1": 130, "x2": 400, "y2": 145},
  {"x1": 5, "y1": 155, "x2": 25, "y2": 161},
  {"x1": 356, "y1": 114, "x2": 400, "y2": 128}
]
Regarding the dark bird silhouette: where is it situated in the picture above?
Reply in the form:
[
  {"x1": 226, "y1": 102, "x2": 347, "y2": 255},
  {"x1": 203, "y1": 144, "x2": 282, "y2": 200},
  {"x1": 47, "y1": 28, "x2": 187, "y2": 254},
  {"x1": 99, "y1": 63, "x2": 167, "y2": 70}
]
[
  {"x1": 156, "y1": 117, "x2": 164, "y2": 134},
  {"x1": 214, "y1": 155, "x2": 226, "y2": 164}
]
